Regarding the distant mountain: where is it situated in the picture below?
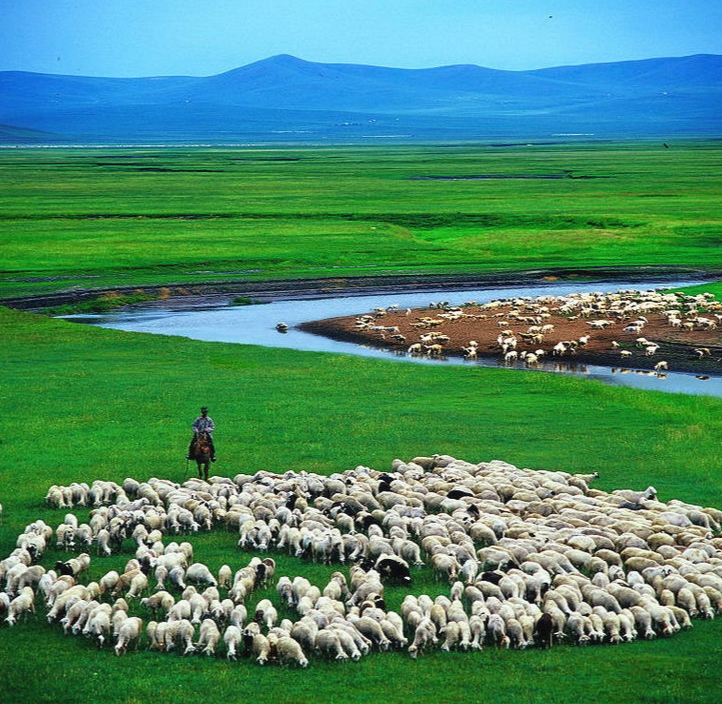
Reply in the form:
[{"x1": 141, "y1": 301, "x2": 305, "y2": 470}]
[{"x1": 0, "y1": 54, "x2": 720, "y2": 143}]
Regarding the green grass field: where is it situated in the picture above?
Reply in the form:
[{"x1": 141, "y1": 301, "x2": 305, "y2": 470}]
[
  {"x1": 2, "y1": 143, "x2": 722, "y2": 704},
  {"x1": 1, "y1": 141, "x2": 721, "y2": 298}
]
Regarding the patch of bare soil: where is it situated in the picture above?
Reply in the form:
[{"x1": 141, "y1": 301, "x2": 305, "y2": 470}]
[{"x1": 300, "y1": 292, "x2": 722, "y2": 376}]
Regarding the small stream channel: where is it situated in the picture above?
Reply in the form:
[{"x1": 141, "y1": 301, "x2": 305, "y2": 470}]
[{"x1": 65, "y1": 278, "x2": 722, "y2": 398}]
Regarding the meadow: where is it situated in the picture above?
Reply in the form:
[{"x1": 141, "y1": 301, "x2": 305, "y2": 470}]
[
  {"x1": 1, "y1": 142, "x2": 722, "y2": 704},
  {"x1": 2, "y1": 141, "x2": 722, "y2": 298}
]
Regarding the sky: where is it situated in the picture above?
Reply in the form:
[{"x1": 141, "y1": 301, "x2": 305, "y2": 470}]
[{"x1": 1, "y1": 0, "x2": 721, "y2": 77}]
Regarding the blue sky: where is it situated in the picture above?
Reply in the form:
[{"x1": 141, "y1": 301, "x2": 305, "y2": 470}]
[{"x1": 2, "y1": 0, "x2": 721, "y2": 77}]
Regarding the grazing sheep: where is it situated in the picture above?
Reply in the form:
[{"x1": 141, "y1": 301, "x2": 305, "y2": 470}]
[
  {"x1": 114, "y1": 617, "x2": 143, "y2": 656},
  {"x1": 223, "y1": 624, "x2": 243, "y2": 660},
  {"x1": 218, "y1": 564, "x2": 233, "y2": 590},
  {"x1": 408, "y1": 617, "x2": 437, "y2": 659},
  {"x1": 185, "y1": 563, "x2": 217, "y2": 588},
  {"x1": 533, "y1": 612, "x2": 553, "y2": 649},
  {"x1": 315, "y1": 629, "x2": 347, "y2": 661},
  {"x1": 5, "y1": 586, "x2": 36, "y2": 626},
  {"x1": 87, "y1": 607, "x2": 113, "y2": 647},
  {"x1": 275, "y1": 635, "x2": 309, "y2": 668},
  {"x1": 12, "y1": 447, "x2": 719, "y2": 667},
  {"x1": 196, "y1": 618, "x2": 222, "y2": 656},
  {"x1": 254, "y1": 599, "x2": 278, "y2": 631},
  {"x1": 167, "y1": 618, "x2": 196, "y2": 655}
]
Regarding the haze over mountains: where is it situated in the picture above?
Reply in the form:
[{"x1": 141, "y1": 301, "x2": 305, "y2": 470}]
[{"x1": 1, "y1": 53, "x2": 720, "y2": 143}]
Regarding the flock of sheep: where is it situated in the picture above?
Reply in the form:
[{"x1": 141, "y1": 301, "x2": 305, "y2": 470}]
[
  {"x1": 350, "y1": 287, "x2": 722, "y2": 372},
  {"x1": 2, "y1": 454, "x2": 721, "y2": 665}
]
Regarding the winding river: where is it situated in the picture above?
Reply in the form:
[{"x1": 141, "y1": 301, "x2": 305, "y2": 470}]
[{"x1": 68, "y1": 278, "x2": 722, "y2": 398}]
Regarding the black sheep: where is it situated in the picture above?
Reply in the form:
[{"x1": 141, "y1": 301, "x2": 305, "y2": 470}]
[
  {"x1": 533, "y1": 612, "x2": 554, "y2": 649},
  {"x1": 375, "y1": 555, "x2": 412, "y2": 586}
]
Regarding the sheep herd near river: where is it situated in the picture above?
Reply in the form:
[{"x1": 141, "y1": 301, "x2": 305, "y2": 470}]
[
  {"x1": 2, "y1": 455, "x2": 722, "y2": 664},
  {"x1": 324, "y1": 287, "x2": 722, "y2": 373}
]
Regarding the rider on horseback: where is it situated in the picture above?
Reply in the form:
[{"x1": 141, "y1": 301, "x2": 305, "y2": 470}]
[{"x1": 187, "y1": 406, "x2": 217, "y2": 462}]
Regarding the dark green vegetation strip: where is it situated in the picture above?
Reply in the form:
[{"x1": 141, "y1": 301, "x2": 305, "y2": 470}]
[
  {"x1": 1, "y1": 142, "x2": 721, "y2": 298},
  {"x1": 1, "y1": 306, "x2": 722, "y2": 703}
]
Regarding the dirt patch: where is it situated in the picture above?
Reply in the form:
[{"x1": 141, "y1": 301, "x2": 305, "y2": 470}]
[{"x1": 300, "y1": 291, "x2": 722, "y2": 376}]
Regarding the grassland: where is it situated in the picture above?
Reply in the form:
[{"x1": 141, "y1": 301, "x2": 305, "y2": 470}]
[
  {"x1": 1, "y1": 142, "x2": 722, "y2": 704},
  {"x1": 1, "y1": 141, "x2": 722, "y2": 299}
]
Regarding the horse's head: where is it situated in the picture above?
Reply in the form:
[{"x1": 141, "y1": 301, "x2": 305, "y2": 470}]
[{"x1": 195, "y1": 430, "x2": 212, "y2": 454}]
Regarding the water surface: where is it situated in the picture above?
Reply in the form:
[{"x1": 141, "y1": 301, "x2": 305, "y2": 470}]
[{"x1": 69, "y1": 279, "x2": 722, "y2": 398}]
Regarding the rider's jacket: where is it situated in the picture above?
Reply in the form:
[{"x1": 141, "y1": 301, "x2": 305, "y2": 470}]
[{"x1": 192, "y1": 416, "x2": 215, "y2": 436}]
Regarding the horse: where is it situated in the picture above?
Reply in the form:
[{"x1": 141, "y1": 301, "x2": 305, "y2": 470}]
[{"x1": 190, "y1": 430, "x2": 212, "y2": 480}]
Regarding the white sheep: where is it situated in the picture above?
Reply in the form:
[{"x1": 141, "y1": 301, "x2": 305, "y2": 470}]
[
  {"x1": 5, "y1": 586, "x2": 36, "y2": 626},
  {"x1": 87, "y1": 606, "x2": 113, "y2": 647},
  {"x1": 223, "y1": 624, "x2": 243, "y2": 660},
  {"x1": 407, "y1": 617, "x2": 437, "y2": 658},
  {"x1": 167, "y1": 618, "x2": 196, "y2": 655},
  {"x1": 315, "y1": 629, "x2": 347, "y2": 661},
  {"x1": 218, "y1": 564, "x2": 233, "y2": 590},
  {"x1": 114, "y1": 616, "x2": 143, "y2": 656},
  {"x1": 254, "y1": 598, "x2": 278, "y2": 630},
  {"x1": 196, "y1": 618, "x2": 222, "y2": 656},
  {"x1": 185, "y1": 562, "x2": 217, "y2": 587},
  {"x1": 275, "y1": 634, "x2": 309, "y2": 667}
]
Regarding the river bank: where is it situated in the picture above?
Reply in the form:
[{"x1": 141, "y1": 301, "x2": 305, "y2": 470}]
[{"x1": 1, "y1": 266, "x2": 715, "y2": 311}]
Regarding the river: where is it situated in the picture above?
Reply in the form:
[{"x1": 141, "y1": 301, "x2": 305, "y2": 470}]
[{"x1": 66, "y1": 278, "x2": 722, "y2": 398}]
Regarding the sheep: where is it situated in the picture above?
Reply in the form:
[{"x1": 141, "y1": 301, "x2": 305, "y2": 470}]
[
  {"x1": 185, "y1": 563, "x2": 217, "y2": 588},
  {"x1": 506, "y1": 617, "x2": 528, "y2": 649},
  {"x1": 567, "y1": 612, "x2": 591, "y2": 646},
  {"x1": 60, "y1": 598, "x2": 92, "y2": 634},
  {"x1": 5, "y1": 586, "x2": 36, "y2": 626},
  {"x1": 532, "y1": 612, "x2": 554, "y2": 649},
  {"x1": 289, "y1": 616, "x2": 319, "y2": 653},
  {"x1": 347, "y1": 614, "x2": 391, "y2": 651},
  {"x1": 87, "y1": 607, "x2": 113, "y2": 647},
  {"x1": 328, "y1": 623, "x2": 364, "y2": 661},
  {"x1": 140, "y1": 590, "x2": 175, "y2": 618},
  {"x1": 407, "y1": 617, "x2": 437, "y2": 659},
  {"x1": 223, "y1": 624, "x2": 243, "y2": 660},
  {"x1": 167, "y1": 618, "x2": 196, "y2": 655},
  {"x1": 196, "y1": 618, "x2": 222, "y2": 656},
  {"x1": 12, "y1": 450, "x2": 722, "y2": 667},
  {"x1": 315, "y1": 629, "x2": 348, "y2": 661},
  {"x1": 254, "y1": 598, "x2": 278, "y2": 631},
  {"x1": 275, "y1": 634, "x2": 309, "y2": 668},
  {"x1": 114, "y1": 616, "x2": 143, "y2": 656},
  {"x1": 96, "y1": 529, "x2": 113, "y2": 557},
  {"x1": 125, "y1": 572, "x2": 149, "y2": 600},
  {"x1": 612, "y1": 486, "x2": 657, "y2": 505},
  {"x1": 431, "y1": 553, "x2": 459, "y2": 582},
  {"x1": 486, "y1": 613, "x2": 510, "y2": 649}
]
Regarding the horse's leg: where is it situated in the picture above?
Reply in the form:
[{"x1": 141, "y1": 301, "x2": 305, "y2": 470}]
[
  {"x1": 197, "y1": 461, "x2": 203, "y2": 479},
  {"x1": 203, "y1": 461, "x2": 209, "y2": 481}
]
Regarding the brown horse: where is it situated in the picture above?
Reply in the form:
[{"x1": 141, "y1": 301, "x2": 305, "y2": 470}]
[{"x1": 190, "y1": 430, "x2": 212, "y2": 480}]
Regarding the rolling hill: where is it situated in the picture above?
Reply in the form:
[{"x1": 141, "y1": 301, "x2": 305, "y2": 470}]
[{"x1": 0, "y1": 53, "x2": 720, "y2": 143}]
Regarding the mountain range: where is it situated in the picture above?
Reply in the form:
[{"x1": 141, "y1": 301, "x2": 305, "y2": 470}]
[{"x1": 1, "y1": 53, "x2": 720, "y2": 143}]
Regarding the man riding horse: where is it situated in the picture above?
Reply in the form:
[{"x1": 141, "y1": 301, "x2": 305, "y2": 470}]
[{"x1": 187, "y1": 406, "x2": 217, "y2": 462}]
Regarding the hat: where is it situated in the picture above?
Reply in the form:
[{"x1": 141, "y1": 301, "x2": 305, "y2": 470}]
[{"x1": 201, "y1": 406, "x2": 208, "y2": 412}]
